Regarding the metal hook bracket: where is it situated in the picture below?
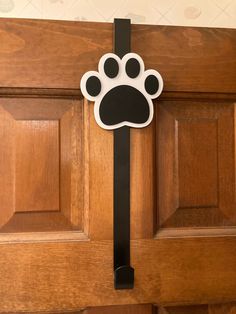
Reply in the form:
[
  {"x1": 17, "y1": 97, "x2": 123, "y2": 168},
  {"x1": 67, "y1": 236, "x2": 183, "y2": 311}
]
[
  {"x1": 80, "y1": 17, "x2": 163, "y2": 290},
  {"x1": 113, "y1": 18, "x2": 134, "y2": 290}
]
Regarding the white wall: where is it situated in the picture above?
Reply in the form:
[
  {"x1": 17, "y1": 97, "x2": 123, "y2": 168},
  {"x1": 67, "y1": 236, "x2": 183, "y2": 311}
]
[{"x1": 0, "y1": 0, "x2": 235, "y2": 28}]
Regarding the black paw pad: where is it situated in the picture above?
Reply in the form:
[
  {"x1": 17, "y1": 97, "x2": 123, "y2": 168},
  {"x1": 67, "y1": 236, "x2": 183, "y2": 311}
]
[
  {"x1": 104, "y1": 57, "x2": 119, "y2": 78},
  {"x1": 80, "y1": 53, "x2": 163, "y2": 130},
  {"x1": 86, "y1": 76, "x2": 101, "y2": 97},
  {"x1": 145, "y1": 75, "x2": 159, "y2": 95},
  {"x1": 126, "y1": 58, "x2": 140, "y2": 78}
]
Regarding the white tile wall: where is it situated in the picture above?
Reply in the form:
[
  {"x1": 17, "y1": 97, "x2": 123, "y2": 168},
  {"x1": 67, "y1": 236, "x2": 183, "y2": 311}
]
[{"x1": 0, "y1": 0, "x2": 235, "y2": 28}]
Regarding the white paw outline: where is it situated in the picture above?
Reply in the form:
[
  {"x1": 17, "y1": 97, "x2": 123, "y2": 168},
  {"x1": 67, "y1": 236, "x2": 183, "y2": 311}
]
[{"x1": 80, "y1": 52, "x2": 164, "y2": 130}]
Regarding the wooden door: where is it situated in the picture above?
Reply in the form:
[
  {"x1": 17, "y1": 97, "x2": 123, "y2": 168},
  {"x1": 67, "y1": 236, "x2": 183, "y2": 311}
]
[{"x1": 0, "y1": 18, "x2": 236, "y2": 314}]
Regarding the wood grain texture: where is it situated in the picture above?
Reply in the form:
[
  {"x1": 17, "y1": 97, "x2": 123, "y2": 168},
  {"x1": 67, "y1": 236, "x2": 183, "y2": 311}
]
[
  {"x1": 85, "y1": 304, "x2": 154, "y2": 314},
  {"x1": 0, "y1": 98, "x2": 86, "y2": 235},
  {"x1": 0, "y1": 19, "x2": 236, "y2": 314},
  {"x1": 159, "y1": 303, "x2": 236, "y2": 314},
  {"x1": 0, "y1": 237, "x2": 236, "y2": 312},
  {"x1": 156, "y1": 101, "x2": 236, "y2": 230},
  {"x1": 7, "y1": 303, "x2": 236, "y2": 314},
  {"x1": 86, "y1": 100, "x2": 155, "y2": 240},
  {"x1": 178, "y1": 119, "x2": 218, "y2": 208},
  {"x1": 0, "y1": 105, "x2": 14, "y2": 229},
  {"x1": 159, "y1": 305, "x2": 208, "y2": 314},
  {"x1": 0, "y1": 19, "x2": 235, "y2": 93},
  {"x1": 15, "y1": 120, "x2": 59, "y2": 212},
  {"x1": 209, "y1": 303, "x2": 236, "y2": 313}
]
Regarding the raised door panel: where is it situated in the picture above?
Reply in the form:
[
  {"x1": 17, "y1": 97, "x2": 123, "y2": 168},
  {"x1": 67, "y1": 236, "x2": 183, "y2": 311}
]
[
  {"x1": 1, "y1": 98, "x2": 236, "y2": 312},
  {"x1": 0, "y1": 18, "x2": 235, "y2": 313},
  {"x1": 0, "y1": 98, "x2": 86, "y2": 238},
  {"x1": 156, "y1": 100, "x2": 236, "y2": 233}
]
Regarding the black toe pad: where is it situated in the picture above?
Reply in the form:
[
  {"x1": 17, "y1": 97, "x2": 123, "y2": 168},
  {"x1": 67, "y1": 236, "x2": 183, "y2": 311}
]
[{"x1": 86, "y1": 76, "x2": 101, "y2": 97}]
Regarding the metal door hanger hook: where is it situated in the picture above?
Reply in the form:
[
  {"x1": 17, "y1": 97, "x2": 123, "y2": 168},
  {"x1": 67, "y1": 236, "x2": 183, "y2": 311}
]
[{"x1": 80, "y1": 18, "x2": 163, "y2": 290}]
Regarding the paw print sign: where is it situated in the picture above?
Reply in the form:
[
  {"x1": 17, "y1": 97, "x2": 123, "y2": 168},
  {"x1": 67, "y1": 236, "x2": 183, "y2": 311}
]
[
  {"x1": 80, "y1": 52, "x2": 163, "y2": 130},
  {"x1": 80, "y1": 19, "x2": 164, "y2": 290}
]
